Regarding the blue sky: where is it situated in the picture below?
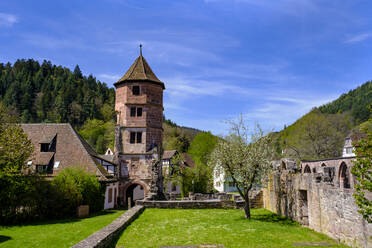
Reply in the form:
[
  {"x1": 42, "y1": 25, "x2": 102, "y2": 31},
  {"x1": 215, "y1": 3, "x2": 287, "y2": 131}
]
[{"x1": 1, "y1": 0, "x2": 372, "y2": 135}]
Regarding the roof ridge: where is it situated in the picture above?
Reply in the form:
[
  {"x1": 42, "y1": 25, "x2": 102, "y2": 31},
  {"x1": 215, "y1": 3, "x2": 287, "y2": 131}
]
[
  {"x1": 115, "y1": 55, "x2": 164, "y2": 88},
  {"x1": 20, "y1": 123, "x2": 70, "y2": 125},
  {"x1": 67, "y1": 123, "x2": 108, "y2": 179},
  {"x1": 126, "y1": 56, "x2": 140, "y2": 81}
]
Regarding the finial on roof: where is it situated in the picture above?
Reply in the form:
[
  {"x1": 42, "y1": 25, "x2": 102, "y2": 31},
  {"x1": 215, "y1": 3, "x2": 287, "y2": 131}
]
[{"x1": 139, "y1": 44, "x2": 142, "y2": 56}]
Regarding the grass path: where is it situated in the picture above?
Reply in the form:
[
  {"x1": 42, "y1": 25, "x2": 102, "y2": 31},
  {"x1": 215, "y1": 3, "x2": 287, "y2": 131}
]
[
  {"x1": 117, "y1": 208, "x2": 348, "y2": 248},
  {"x1": 0, "y1": 210, "x2": 124, "y2": 248}
]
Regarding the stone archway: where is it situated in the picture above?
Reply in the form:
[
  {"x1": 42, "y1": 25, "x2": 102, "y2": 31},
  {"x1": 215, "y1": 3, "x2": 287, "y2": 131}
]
[
  {"x1": 304, "y1": 165, "x2": 311, "y2": 173},
  {"x1": 122, "y1": 180, "x2": 149, "y2": 208},
  {"x1": 339, "y1": 162, "x2": 350, "y2": 189}
]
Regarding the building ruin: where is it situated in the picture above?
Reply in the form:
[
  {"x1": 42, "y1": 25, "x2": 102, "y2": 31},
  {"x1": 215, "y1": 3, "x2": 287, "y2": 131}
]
[{"x1": 263, "y1": 157, "x2": 372, "y2": 248}]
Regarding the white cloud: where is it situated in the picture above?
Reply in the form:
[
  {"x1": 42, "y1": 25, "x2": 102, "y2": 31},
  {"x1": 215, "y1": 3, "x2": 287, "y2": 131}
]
[
  {"x1": 243, "y1": 93, "x2": 337, "y2": 131},
  {"x1": 0, "y1": 13, "x2": 18, "y2": 27},
  {"x1": 344, "y1": 33, "x2": 372, "y2": 44},
  {"x1": 105, "y1": 40, "x2": 223, "y2": 66},
  {"x1": 97, "y1": 73, "x2": 121, "y2": 83},
  {"x1": 204, "y1": 0, "x2": 318, "y2": 16}
]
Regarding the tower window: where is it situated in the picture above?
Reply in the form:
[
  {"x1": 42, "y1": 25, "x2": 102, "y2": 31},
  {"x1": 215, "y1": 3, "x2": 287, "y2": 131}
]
[
  {"x1": 132, "y1": 86, "x2": 140, "y2": 95},
  {"x1": 130, "y1": 107, "x2": 136, "y2": 117},
  {"x1": 129, "y1": 107, "x2": 143, "y2": 117},
  {"x1": 130, "y1": 132, "x2": 142, "y2": 143},
  {"x1": 130, "y1": 132, "x2": 136, "y2": 143}
]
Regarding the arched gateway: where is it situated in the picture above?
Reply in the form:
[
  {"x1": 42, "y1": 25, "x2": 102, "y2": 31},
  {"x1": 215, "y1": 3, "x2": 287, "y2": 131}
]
[{"x1": 114, "y1": 46, "x2": 165, "y2": 207}]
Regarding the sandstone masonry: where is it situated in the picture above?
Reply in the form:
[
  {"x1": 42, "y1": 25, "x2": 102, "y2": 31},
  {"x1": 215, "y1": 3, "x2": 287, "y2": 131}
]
[
  {"x1": 113, "y1": 52, "x2": 165, "y2": 207},
  {"x1": 263, "y1": 158, "x2": 372, "y2": 248}
]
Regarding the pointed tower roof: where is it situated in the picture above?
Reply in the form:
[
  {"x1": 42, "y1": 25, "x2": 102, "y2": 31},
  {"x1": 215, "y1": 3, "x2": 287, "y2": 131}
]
[{"x1": 114, "y1": 54, "x2": 165, "y2": 89}]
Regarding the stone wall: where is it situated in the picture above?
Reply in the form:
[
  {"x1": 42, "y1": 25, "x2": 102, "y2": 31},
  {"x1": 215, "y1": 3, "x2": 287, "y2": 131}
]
[
  {"x1": 263, "y1": 160, "x2": 372, "y2": 248},
  {"x1": 137, "y1": 194, "x2": 263, "y2": 209},
  {"x1": 137, "y1": 199, "x2": 239, "y2": 209},
  {"x1": 72, "y1": 205, "x2": 145, "y2": 248}
]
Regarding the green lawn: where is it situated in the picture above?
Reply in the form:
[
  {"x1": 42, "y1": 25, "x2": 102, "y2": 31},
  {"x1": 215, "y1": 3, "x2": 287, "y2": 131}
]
[
  {"x1": 117, "y1": 208, "x2": 348, "y2": 248},
  {"x1": 0, "y1": 210, "x2": 125, "y2": 248}
]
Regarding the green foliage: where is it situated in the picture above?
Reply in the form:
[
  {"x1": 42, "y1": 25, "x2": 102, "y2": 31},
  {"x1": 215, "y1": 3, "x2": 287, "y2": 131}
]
[
  {"x1": 187, "y1": 132, "x2": 219, "y2": 193},
  {"x1": 188, "y1": 132, "x2": 218, "y2": 166},
  {"x1": 164, "y1": 154, "x2": 188, "y2": 197},
  {"x1": 0, "y1": 104, "x2": 34, "y2": 175},
  {"x1": 0, "y1": 103, "x2": 36, "y2": 224},
  {"x1": 163, "y1": 118, "x2": 202, "y2": 152},
  {"x1": 210, "y1": 117, "x2": 274, "y2": 218},
  {"x1": 319, "y1": 80, "x2": 372, "y2": 124},
  {"x1": 166, "y1": 134, "x2": 190, "y2": 153},
  {"x1": 276, "y1": 80, "x2": 372, "y2": 159},
  {"x1": 280, "y1": 111, "x2": 353, "y2": 160},
  {"x1": 0, "y1": 59, "x2": 115, "y2": 127},
  {"x1": 52, "y1": 167, "x2": 104, "y2": 216},
  {"x1": 351, "y1": 118, "x2": 372, "y2": 223},
  {"x1": 79, "y1": 119, "x2": 115, "y2": 154}
]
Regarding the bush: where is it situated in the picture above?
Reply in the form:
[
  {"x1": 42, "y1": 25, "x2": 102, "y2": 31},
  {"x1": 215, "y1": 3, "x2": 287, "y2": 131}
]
[
  {"x1": 52, "y1": 167, "x2": 104, "y2": 216},
  {"x1": 0, "y1": 167, "x2": 105, "y2": 224}
]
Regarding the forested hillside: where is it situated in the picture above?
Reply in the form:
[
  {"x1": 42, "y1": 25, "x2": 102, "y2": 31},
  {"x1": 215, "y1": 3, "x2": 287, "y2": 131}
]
[
  {"x1": 0, "y1": 59, "x2": 201, "y2": 154},
  {"x1": 0, "y1": 59, "x2": 115, "y2": 126},
  {"x1": 319, "y1": 81, "x2": 372, "y2": 124},
  {"x1": 276, "y1": 80, "x2": 372, "y2": 160}
]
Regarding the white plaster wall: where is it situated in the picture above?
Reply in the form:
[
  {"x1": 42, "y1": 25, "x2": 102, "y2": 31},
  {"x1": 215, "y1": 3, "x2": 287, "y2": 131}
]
[
  {"x1": 133, "y1": 184, "x2": 144, "y2": 201},
  {"x1": 166, "y1": 182, "x2": 181, "y2": 194},
  {"x1": 104, "y1": 182, "x2": 119, "y2": 209},
  {"x1": 213, "y1": 166, "x2": 225, "y2": 192}
]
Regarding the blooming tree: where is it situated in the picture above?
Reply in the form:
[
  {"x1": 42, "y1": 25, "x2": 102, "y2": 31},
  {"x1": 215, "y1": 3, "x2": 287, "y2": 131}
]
[{"x1": 210, "y1": 116, "x2": 274, "y2": 219}]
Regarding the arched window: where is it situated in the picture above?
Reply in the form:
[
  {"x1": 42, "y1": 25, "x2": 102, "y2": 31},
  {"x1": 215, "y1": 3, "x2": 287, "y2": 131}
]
[
  {"x1": 321, "y1": 163, "x2": 326, "y2": 167},
  {"x1": 339, "y1": 162, "x2": 350, "y2": 188},
  {"x1": 304, "y1": 165, "x2": 311, "y2": 173}
]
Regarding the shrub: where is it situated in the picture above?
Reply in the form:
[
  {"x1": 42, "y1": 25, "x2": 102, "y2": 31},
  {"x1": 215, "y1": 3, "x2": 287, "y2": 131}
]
[{"x1": 52, "y1": 167, "x2": 104, "y2": 216}]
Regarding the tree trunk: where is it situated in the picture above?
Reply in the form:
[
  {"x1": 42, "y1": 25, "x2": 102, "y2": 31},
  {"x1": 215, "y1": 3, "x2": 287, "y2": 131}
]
[{"x1": 244, "y1": 194, "x2": 251, "y2": 219}]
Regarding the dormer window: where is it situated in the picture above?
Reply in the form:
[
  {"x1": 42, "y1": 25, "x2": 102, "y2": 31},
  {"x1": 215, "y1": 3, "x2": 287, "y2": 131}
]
[
  {"x1": 40, "y1": 143, "x2": 49, "y2": 152},
  {"x1": 132, "y1": 86, "x2": 140, "y2": 95}
]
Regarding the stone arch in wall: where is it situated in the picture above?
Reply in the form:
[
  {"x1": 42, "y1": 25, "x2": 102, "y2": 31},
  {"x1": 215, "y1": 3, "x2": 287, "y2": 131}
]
[
  {"x1": 281, "y1": 161, "x2": 287, "y2": 170},
  {"x1": 339, "y1": 162, "x2": 350, "y2": 189},
  {"x1": 122, "y1": 180, "x2": 149, "y2": 207},
  {"x1": 304, "y1": 164, "x2": 311, "y2": 173}
]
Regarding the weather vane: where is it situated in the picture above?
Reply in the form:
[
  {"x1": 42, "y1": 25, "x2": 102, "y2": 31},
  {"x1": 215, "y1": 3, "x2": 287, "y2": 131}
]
[{"x1": 139, "y1": 44, "x2": 142, "y2": 56}]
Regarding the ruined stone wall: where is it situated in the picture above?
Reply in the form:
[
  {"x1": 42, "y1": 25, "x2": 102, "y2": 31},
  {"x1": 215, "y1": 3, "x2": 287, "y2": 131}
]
[{"x1": 263, "y1": 159, "x2": 372, "y2": 248}]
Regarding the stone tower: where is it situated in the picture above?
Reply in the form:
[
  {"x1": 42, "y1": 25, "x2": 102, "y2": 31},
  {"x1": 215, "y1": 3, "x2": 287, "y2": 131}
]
[{"x1": 114, "y1": 47, "x2": 165, "y2": 206}]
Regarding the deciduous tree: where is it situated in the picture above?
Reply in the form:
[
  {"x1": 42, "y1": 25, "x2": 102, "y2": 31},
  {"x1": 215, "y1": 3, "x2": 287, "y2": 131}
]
[
  {"x1": 210, "y1": 116, "x2": 274, "y2": 219},
  {"x1": 351, "y1": 118, "x2": 372, "y2": 223}
]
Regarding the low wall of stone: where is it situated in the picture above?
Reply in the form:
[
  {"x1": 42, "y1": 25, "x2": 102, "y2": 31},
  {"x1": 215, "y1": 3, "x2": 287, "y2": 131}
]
[
  {"x1": 71, "y1": 205, "x2": 144, "y2": 248},
  {"x1": 136, "y1": 198, "x2": 262, "y2": 209}
]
